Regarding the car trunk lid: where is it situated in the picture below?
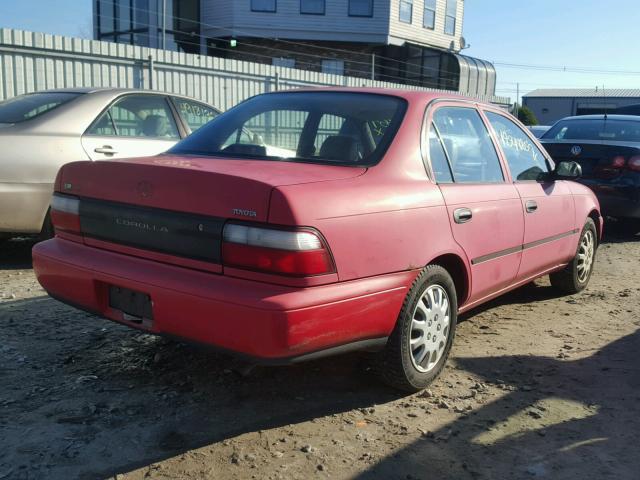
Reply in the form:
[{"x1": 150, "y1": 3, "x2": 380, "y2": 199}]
[
  {"x1": 58, "y1": 154, "x2": 365, "y2": 266},
  {"x1": 541, "y1": 140, "x2": 640, "y2": 178}
]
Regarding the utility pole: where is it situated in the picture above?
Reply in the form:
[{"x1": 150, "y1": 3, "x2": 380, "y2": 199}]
[
  {"x1": 515, "y1": 82, "x2": 520, "y2": 118},
  {"x1": 161, "y1": 0, "x2": 167, "y2": 50}
]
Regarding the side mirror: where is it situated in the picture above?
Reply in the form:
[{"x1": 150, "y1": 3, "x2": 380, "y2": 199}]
[{"x1": 554, "y1": 161, "x2": 582, "y2": 179}]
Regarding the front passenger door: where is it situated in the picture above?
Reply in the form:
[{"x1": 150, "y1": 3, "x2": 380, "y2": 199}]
[
  {"x1": 483, "y1": 111, "x2": 577, "y2": 279},
  {"x1": 82, "y1": 94, "x2": 181, "y2": 161},
  {"x1": 428, "y1": 105, "x2": 525, "y2": 306}
]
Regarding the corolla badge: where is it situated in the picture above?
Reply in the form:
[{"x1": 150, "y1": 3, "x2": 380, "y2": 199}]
[{"x1": 570, "y1": 145, "x2": 582, "y2": 157}]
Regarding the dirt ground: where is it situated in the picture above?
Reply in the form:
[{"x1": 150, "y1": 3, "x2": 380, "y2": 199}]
[{"x1": 1, "y1": 227, "x2": 639, "y2": 480}]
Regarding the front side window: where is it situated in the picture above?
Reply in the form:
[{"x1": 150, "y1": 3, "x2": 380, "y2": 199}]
[
  {"x1": 170, "y1": 92, "x2": 407, "y2": 166},
  {"x1": 349, "y1": 0, "x2": 373, "y2": 16},
  {"x1": 400, "y1": 0, "x2": 413, "y2": 23},
  {"x1": 486, "y1": 112, "x2": 550, "y2": 181},
  {"x1": 300, "y1": 0, "x2": 325, "y2": 14},
  {"x1": 173, "y1": 98, "x2": 220, "y2": 133},
  {"x1": 0, "y1": 92, "x2": 82, "y2": 124},
  {"x1": 445, "y1": 0, "x2": 457, "y2": 35},
  {"x1": 423, "y1": 0, "x2": 437, "y2": 29},
  {"x1": 88, "y1": 95, "x2": 180, "y2": 139},
  {"x1": 432, "y1": 107, "x2": 504, "y2": 183},
  {"x1": 251, "y1": 0, "x2": 276, "y2": 12}
]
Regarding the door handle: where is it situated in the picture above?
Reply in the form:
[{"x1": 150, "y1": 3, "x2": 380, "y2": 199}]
[
  {"x1": 525, "y1": 200, "x2": 538, "y2": 213},
  {"x1": 453, "y1": 208, "x2": 473, "y2": 224},
  {"x1": 94, "y1": 146, "x2": 117, "y2": 155}
]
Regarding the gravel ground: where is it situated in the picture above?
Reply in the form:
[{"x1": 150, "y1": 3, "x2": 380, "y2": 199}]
[{"x1": 1, "y1": 228, "x2": 639, "y2": 480}]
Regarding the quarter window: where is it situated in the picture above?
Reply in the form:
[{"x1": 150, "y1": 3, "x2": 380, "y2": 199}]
[
  {"x1": 428, "y1": 124, "x2": 454, "y2": 183},
  {"x1": 88, "y1": 95, "x2": 180, "y2": 139},
  {"x1": 485, "y1": 112, "x2": 550, "y2": 181},
  {"x1": 432, "y1": 107, "x2": 504, "y2": 183},
  {"x1": 445, "y1": 0, "x2": 457, "y2": 35},
  {"x1": 251, "y1": 0, "x2": 276, "y2": 12},
  {"x1": 423, "y1": 0, "x2": 436, "y2": 29},
  {"x1": 399, "y1": 0, "x2": 413, "y2": 23},
  {"x1": 173, "y1": 98, "x2": 220, "y2": 133},
  {"x1": 349, "y1": 0, "x2": 373, "y2": 16},
  {"x1": 300, "y1": 0, "x2": 325, "y2": 14}
]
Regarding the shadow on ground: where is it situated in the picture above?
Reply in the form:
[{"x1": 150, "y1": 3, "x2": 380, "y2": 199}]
[
  {"x1": 356, "y1": 329, "x2": 640, "y2": 479},
  {"x1": 0, "y1": 238, "x2": 36, "y2": 270},
  {"x1": 0, "y1": 296, "x2": 403, "y2": 479}
]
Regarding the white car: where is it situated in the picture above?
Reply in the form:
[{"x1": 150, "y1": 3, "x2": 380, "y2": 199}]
[{"x1": 0, "y1": 88, "x2": 220, "y2": 239}]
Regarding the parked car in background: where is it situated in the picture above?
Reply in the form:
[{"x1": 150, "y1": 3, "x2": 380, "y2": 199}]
[
  {"x1": 33, "y1": 89, "x2": 601, "y2": 391},
  {"x1": 541, "y1": 115, "x2": 640, "y2": 232},
  {"x1": 528, "y1": 125, "x2": 551, "y2": 138},
  {"x1": 0, "y1": 88, "x2": 220, "y2": 240}
]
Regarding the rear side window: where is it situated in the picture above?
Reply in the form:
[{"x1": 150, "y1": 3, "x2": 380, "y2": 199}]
[
  {"x1": 427, "y1": 125, "x2": 453, "y2": 183},
  {"x1": 88, "y1": 95, "x2": 180, "y2": 139},
  {"x1": 174, "y1": 98, "x2": 220, "y2": 133},
  {"x1": 432, "y1": 107, "x2": 504, "y2": 183},
  {"x1": 485, "y1": 112, "x2": 550, "y2": 181},
  {"x1": 543, "y1": 118, "x2": 640, "y2": 142},
  {"x1": 0, "y1": 92, "x2": 81, "y2": 123},
  {"x1": 170, "y1": 92, "x2": 407, "y2": 166}
]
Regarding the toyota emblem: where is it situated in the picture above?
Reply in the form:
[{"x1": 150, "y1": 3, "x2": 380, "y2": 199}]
[
  {"x1": 136, "y1": 181, "x2": 154, "y2": 198},
  {"x1": 570, "y1": 145, "x2": 582, "y2": 157}
]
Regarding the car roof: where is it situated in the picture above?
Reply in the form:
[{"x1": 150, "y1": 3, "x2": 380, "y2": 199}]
[
  {"x1": 557, "y1": 114, "x2": 640, "y2": 122},
  {"x1": 23, "y1": 87, "x2": 214, "y2": 104}
]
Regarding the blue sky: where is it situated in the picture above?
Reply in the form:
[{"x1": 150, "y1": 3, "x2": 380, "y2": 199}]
[{"x1": 2, "y1": 0, "x2": 639, "y2": 101}]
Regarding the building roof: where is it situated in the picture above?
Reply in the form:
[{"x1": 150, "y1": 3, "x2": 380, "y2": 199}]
[{"x1": 524, "y1": 88, "x2": 640, "y2": 98}]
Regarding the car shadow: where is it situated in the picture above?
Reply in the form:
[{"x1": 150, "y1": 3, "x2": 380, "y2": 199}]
[
  {"x1": 354, "y1": 329, "x2": 640, "y2": 479},
  {"x1": 0, "y1": 295, "x2": 403, "y2": 480},
  {"x1": 0, "y1": 238, "x2": 36, "y2": 270}
]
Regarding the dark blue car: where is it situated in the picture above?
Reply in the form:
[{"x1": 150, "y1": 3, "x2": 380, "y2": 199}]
[{"x1": 541, "y1": 115, "x2": 640, "y2": 232}]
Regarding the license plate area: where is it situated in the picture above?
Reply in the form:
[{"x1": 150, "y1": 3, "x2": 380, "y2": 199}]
[{"x1": 108, "y1": 286, "x2": 154, "y2": 327}]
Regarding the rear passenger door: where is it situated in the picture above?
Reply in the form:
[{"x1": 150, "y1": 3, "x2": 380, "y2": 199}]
[
  {"x1": 483, "y1": 110, "x2": 577, "y2": 278},
  {"x1": 427, "y1": 104, "x2": 525, "y2": 305},
  {"x1": 82, "y1": 94, "x2": 181, "y2": 161}
]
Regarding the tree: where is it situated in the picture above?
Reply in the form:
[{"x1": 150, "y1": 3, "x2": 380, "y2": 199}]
[{"x1": 516, "y1": 104, "x2": 538, "y2": 126}]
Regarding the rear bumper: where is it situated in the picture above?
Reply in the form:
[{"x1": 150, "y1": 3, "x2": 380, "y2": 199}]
[
  {"x1": 579, "y1": 178, "x2": 640, "y2": 219},
  {"x1": 33, "y1": 238, "x2": 414, "y2": 362}
]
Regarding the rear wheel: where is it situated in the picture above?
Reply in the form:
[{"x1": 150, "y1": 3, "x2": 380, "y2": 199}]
[
  {"x1": 373, "y1": 265, "x2": 458, "y2": 392},
  {"x1": 550, "y1": 218, "x2": 597, "y2": 294}
]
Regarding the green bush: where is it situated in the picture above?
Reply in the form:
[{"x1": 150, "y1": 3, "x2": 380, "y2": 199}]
[{"x1": 516, "y1": 104, "x2": 538, "y2": 126}]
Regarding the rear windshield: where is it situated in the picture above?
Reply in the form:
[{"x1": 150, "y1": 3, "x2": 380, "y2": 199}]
[
  {"x1": 169, "y1": 92, "x2": 407, "y2": 166},
  {"x1": 0, "y1": 92, "x2": 82, "y2": 123},
  {"x1": 543, "y1": 118, "x2": 640, "y2": 142}
]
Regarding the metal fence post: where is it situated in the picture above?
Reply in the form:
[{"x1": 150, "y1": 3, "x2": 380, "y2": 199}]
[{"x1": 148, "y1": 55, "x2": 154, "y2": 90}]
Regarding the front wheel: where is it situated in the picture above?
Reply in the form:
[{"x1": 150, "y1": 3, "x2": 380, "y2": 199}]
[
  {"x1": 550, "y1": 218, "x2": 597, "y2": 294},
  {"x1": 373, "y1": 265, "x2": 458, "y2": 392}
]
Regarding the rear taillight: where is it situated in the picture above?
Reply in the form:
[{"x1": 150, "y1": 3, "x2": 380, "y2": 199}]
[
  {"x1": 222, "y1": 223, "x2": 334, "y2": 277},
  {"x1": 611, "y1": 156, "x2": 626, "y2": 169},
  {"x1": 628, "y1": 156, "x2": 640, "y2": 172},
  {"x1": 50, "y1": 193, "x2": 81, "y2": 234}
]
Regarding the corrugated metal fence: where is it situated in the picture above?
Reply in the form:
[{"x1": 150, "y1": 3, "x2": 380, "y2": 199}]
[{"x1": 0, "y1": 28, "x2": 510, "y2": 108}]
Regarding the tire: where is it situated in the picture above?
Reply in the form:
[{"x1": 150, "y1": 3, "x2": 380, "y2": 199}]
[
  {"x1": 549, "y1": 218, "x2": 597, "y2": 294},
  {"x1": 373, "y1": 265, "x2": 458, "y2": 392}
]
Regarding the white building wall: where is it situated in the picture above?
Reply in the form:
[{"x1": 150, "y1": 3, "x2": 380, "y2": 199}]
[
  {"x1": 203, "y1": 0, "x2": 391, "y2": 43},
  {"x1": 388, "y1": 0, "x2": 464, "y2": 50}
]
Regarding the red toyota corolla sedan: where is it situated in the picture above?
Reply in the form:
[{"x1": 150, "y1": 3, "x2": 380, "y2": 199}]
[{"x1": 33, "y1": 89, "x2": 602, "y2": 391}]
